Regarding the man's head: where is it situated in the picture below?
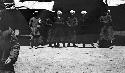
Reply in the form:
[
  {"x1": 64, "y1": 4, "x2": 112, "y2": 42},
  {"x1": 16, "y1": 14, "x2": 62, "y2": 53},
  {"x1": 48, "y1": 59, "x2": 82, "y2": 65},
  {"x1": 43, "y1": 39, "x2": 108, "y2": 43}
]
[
  {"x1": 108, "y1": 10, "x2": 110, "y2": 13},
  {"x1": 33, "y1": 11, "x2": 39, "y2": 17},
  {"x1": 104, "y1": 9, "x2": 110, "y2": 15},
  {"x1": 57, "y1": 10, "x2": 62, "y2": 15},
  {"x1": 70, "y1": 10, "x2": 75, "y2": 15},
  {"x1": 81, "y1": 11, "x2": 87, "y2": 15}
]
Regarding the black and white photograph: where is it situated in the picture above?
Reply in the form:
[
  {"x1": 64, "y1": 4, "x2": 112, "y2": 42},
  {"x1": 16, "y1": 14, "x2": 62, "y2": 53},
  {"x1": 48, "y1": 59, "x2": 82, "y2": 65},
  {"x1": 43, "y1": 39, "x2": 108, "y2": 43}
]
[{"x1": 0, "y1": 0, "x2": 125, "y2": 73}]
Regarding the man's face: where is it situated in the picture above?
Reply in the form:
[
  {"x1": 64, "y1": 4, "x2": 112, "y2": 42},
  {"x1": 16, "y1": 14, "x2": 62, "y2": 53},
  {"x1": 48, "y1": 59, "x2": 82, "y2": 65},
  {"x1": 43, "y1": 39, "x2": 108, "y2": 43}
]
[{"x1": 57, "y1": 11, "x2": 62, "y2": 16}]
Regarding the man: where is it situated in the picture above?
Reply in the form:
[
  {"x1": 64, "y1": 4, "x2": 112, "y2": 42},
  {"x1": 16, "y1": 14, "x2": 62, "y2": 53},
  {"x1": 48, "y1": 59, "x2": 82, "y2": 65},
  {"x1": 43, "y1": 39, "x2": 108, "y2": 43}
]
[
  {"x1": 80, "y1": 10, "x2": 87, "y2": 47},
  {"x1": 29, "y1": 11, "x2": 41, "y2": 48},
  {"x1": 66, "y1": 10, "x2": 78, "y2": 47},
  {"x1": 0, "y1": 27, "x2": 20, "y2": 73},
  {"x1": 51, "y1": 10, "x2": 66, "y2": 47},
  {"x1": 98, "y1": 10, "x2": 114, "y2": 48},
  {"x1": 81, "y1": 10, "x2": 87, "y2": 23},
  {"x1": 39, "y1": 17, "x2": 53, "y2": 46}
]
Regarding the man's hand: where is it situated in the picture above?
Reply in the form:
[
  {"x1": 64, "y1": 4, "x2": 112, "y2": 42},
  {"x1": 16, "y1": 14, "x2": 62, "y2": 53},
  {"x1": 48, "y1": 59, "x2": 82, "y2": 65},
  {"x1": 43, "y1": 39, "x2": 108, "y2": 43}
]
[{"x1": 5, "y1": 57, "x2": 11, "y2": 64}]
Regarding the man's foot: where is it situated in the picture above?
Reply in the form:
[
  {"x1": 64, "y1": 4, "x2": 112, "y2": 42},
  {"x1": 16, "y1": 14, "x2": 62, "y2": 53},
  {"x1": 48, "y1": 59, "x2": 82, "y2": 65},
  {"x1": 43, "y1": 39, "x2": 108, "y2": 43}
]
[
  {"x1": 67, "y1": 43, "x2": 71, "y2": 47},
  {"x1": 54, "y1": 43, "x2": 60, "y2": 48},
  {"x1": 73, "y1": 44, "x2": 77, "y2": 47},
  {"x1": 29, "y1": 46, "x2": 33, "y2": 49},
  {"x1": 83, "y1": 44, "x2": 85, "y2": 48},
  {"x1": 54, "y1": 45, "x2": 60, "y2": 48},
  {"x1": 35, "y1": 47, "x2": 38, "y2": 49},
  {"x1": 109, "y1": 46, "x2": 114, "y2": 49},
  {"x1": 63, "y1": 43, "x2": 66, "y2": 47},
  {"x1": 48, "y1": 44, "x2": 53, "y2": 47}
]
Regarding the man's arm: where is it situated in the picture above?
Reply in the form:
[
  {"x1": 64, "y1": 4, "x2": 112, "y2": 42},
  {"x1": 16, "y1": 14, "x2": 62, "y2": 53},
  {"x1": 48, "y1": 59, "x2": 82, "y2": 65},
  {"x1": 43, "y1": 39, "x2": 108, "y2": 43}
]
[
  {"x1": 74, "y1": 17, "x2": 78, "y2": 26},
  {"x1": 29, "y1": 17, "x2": 34, "y2": 27}
]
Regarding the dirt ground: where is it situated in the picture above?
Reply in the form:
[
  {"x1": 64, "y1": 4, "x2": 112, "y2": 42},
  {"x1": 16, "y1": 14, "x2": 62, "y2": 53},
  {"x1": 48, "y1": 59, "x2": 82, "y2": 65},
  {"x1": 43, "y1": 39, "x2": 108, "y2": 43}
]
[{"x1": 14, "y1": 46, "x2": 125, "y2": 73}]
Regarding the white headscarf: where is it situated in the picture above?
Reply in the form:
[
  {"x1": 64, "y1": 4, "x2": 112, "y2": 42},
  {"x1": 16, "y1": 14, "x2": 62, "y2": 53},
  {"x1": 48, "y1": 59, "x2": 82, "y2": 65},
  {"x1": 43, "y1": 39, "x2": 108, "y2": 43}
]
[
  {"x1": 81, "y1": 11, "x2": 87, "y2": 14},
  {"x1": 70, "y1": 10, "x2": 75, "y2": 14},
  {"x1": 57, "y1": 10, "x2": 62, "y2": 15}
]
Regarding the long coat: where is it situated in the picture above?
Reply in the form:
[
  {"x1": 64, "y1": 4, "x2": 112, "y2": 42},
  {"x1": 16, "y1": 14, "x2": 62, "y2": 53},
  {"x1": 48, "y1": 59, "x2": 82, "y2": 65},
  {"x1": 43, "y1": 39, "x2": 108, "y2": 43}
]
[
  {"x1": 66, "y1": 16, "x2": 78, "y2": 43},
  {"x1": 49, "y1": 17, "x2": 67, "y2": 43},
  {"x1": 0, "y1": 29, "x2": 20, "y2": 71}
]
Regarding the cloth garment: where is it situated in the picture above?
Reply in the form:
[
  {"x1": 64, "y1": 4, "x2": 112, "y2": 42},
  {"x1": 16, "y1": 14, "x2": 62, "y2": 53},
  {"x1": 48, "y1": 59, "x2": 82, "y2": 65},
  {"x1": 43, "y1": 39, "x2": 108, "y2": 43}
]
[{"x1": 0, "y1": 29, "x2": 20, "y2": 72}]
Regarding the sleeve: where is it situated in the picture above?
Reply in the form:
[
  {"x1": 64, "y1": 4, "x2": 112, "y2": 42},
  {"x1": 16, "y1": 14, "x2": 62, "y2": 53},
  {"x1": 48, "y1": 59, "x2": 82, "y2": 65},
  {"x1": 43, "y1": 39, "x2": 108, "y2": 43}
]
[
  {"x1": 108, "y1": 15, "x2": 112, "y2": 22},
  {"x1": 99, "y1": 27, "x2": 105, "y2": 40},
  {"x1": 8, "y1": 34, "x2": 20, "y2": 61},
  {"x1": 74, "y1": 17, "x2": 78, "y2": 26},
  {"x1": 66, "y1": 17, "x2": 70, "y2": 26},
  {"x1": 29, "y1": 17, "x2": 34, "y2": 27},
  {"x1": 99, "y1": 16, "x2": 103, "y2": 22}
]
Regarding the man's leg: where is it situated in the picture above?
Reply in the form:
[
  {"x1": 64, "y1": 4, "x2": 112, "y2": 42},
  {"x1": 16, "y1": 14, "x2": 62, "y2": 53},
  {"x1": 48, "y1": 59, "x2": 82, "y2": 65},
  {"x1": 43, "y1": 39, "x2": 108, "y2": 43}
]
[
  {"x1": 73, "y1": 43, "x2": 77, "y2": 47},
  {"x1": 67, "y1": 29, "x2": 72, "y2": 47},
  {"x1": 62, "y1": 42, "x2": 65, "y2": 47},
  {"x1": 30, "y1": 35, "x2": 34, "y2": 48},
  {"x1": 83, "y1": 43, "x2": 85, "y2": 48},
  {"x1": 34, "y1": 37, "x2": 38, "y2": 47},
  {"x1": 53, "y1": 42, "x2": 59, "y2": 47},
  {"x1": 49, "y1": 43, "x2": 53, "y2": 47},
  {"x1": 73, "y1": 30, "x2": 77, "y2": 47},
  {"x1": 67, "y1": 43, "x2": 71, "y2": 47},
  {"x1": 56, "y1": 42, "x2": 60, "y2": 47}
]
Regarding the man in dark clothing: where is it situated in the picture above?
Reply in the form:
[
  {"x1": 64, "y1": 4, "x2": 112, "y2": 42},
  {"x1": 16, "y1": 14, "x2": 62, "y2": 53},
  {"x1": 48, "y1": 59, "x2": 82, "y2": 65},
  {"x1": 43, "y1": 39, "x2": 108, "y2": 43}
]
[
  {"x1": 98, "y1": 10, "x2": 114, "y2": 48},
  {"x1": 0, "y1": 28, "x2": 20, "y2": 73},
  {"x1": 29, "y1": 12, "x2": 41, "y2": 47},
  {"x1": 81, "y1": 11, "x2": 87, "y2": 24},
  {"x1": 98, "y1": 25, "x2": 114, "y2": 48},
  {"x1": 39, "y1": 17, "x2": 53, "y2": 46},
  {"x1": 50, "y1": 10, "x2": 66, "y2": 47},
  {"x1": 80, "y1": 10, "x2": 87, "y2": 47},
  {"x1": 66, "y1": 10, "x2": 78, "y2": 47}
]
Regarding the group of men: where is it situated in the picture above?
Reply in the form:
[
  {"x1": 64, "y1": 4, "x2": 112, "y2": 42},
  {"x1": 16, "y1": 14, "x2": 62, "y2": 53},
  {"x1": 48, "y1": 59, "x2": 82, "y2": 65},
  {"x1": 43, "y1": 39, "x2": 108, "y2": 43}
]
[
  {"x1": 0, "y1": 0, "x2": 115, "y2": 73},
  {"x1": 29, "y1": 9, "x2": 115, "y2": 48},
  {"x1": 29, "y1": 10, "x2": 87, "y2": 47}
]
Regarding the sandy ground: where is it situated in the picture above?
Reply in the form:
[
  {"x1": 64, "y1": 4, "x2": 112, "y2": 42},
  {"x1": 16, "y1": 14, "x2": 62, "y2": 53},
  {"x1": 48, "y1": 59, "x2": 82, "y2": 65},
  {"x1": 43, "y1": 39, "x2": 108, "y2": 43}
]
[{"x1": 14, "y1": 46, "x2": 125, "y2": 73}]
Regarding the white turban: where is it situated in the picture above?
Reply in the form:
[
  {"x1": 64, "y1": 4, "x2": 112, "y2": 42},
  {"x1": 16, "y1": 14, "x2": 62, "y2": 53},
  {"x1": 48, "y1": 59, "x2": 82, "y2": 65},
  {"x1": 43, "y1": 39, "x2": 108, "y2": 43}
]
[
  {"x1": 81, "y1": 11, "x2": 87, "y2": 14},
  {"x1": 70, "y1": 10, "x2": 75, "y2": 14},
  {"x1": 57, "y1": 10, "x2": 62, "y2": 14}
]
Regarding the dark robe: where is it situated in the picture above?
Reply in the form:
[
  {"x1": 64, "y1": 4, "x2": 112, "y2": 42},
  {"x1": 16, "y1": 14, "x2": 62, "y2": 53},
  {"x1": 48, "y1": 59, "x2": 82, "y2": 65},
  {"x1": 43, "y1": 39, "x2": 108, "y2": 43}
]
[
  {"x1": 0, "y1": 29, "x2": 20, "y2": 72},
  {"x1": 50, "y1": 16, "x2": 66, "y2": 43},
  {"x1": 66, "y1": 16, "x2": 78, "y2": 43},
  {"x1": 99, "y1": 25, "x2": 114, "y2": 48}
]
